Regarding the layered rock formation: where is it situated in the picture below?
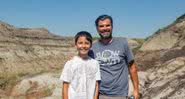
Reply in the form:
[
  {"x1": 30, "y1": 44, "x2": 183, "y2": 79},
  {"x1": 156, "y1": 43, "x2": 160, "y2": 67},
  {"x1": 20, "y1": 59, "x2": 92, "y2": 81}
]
[
  {"x1": 135, "y1": 14, "x2": 185, "y2": 99},
  {"x1": 140, "y1": 13, "x2": 185, "y2": 51},
  {"x1": 0, "y1": 21, "x2": 76, "y2": 98},
  {"x1": 1, "y1": 13, "x2": 185, "y2": 98},
  {"x1": 0, "y1": 20, "x2": 141, "y2": 98}
]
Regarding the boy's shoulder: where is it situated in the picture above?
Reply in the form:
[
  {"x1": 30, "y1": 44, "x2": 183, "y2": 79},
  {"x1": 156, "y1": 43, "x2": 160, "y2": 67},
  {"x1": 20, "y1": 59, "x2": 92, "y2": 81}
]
[
  {"x1": 65, "y1": 56, "x2": 79, "y2": 64},
  {"x1": 67, "y1": 56, "x2": 98, "y2": 64},
  {"x1": 88, "y1": 57, "x2": 99, "y2": 64},
  {"x1": 69, "y1": 56, "x2": 81, "y2": 62},
  {"x1": 88, "y1": 56, "x2": 95, "y2": 60},
  {"x1": 64, "y1": 56, "x2": 81, "y2": 68}
]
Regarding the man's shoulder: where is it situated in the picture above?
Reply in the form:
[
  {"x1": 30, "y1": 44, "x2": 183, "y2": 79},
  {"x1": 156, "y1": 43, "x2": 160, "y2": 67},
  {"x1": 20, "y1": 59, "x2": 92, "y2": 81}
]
[
  {"x1": 114, "y1": 37, "x2": 128, "y2": 42},
  {"x1": 93, "y1": 39, "x2": 99, "y2": 44},
  {"x1": 111, "y1": 37, "x2": 128, "y2": 46},
  {"x1": 92, "y1": 39, "x2": 100, "y2": 49}
]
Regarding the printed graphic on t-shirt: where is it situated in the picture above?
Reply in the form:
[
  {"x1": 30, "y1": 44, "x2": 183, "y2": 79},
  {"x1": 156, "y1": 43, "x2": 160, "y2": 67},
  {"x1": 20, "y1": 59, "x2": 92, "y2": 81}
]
[
  {"x1": 60, "y1": 56, "x2": 100, "y2": 99},
  {"x1": 72, "y1": 63, "x2": 97, "y2": 94},
  {"x1": 95, "y1": 50, "x2": 121, "y2": 65}
]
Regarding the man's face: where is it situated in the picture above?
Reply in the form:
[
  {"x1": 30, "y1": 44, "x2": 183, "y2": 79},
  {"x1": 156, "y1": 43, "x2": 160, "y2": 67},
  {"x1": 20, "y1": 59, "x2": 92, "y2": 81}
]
[{"x1": 97, "y1": 18, "x2": 112, "y2": 39}]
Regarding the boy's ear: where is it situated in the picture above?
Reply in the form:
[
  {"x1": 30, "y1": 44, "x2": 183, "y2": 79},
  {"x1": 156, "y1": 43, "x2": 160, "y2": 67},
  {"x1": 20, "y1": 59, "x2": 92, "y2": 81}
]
[{"x1": 74, "y1": 44, "x2": 77, "y2": 48}]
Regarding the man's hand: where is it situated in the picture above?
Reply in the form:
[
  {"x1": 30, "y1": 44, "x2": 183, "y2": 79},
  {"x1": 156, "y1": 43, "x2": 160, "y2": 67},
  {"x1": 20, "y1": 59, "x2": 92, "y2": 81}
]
[
  {"x1": 129, "y1": 60, "x2": 139, "y2": 99},
  {"x1": 133, "y1": 90, "x2": 139, "y2": 99}
]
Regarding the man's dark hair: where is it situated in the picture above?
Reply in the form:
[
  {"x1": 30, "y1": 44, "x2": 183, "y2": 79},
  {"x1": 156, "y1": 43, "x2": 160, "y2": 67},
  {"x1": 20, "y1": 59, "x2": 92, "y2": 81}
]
[
  {"x1": 74, "y1": 31, "x2": 92, "y2": 45},
  {"x1": 95, "y1": 14, "x2": 113, "y2": 27}
]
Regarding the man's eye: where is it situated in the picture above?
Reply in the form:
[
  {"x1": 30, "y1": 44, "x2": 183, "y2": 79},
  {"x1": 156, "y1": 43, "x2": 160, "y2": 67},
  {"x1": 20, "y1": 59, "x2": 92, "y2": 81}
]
[
  {"x1": 99, "y1": 25, "x2": 104, "y2": 27},
  {"x1": 106, "y1": 25, "x2": 110, "y2": 27}
]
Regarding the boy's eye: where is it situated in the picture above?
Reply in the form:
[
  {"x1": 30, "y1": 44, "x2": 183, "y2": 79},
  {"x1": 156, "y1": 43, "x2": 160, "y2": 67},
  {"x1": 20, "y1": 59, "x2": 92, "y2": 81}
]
[
  {"x1": 85, "y1": 42, "x2": 90, "y2": 45},
  {"x1": 77, "y1": 41, "x2": 90, "y2": 45},
  {"x1": 78, "y1": 42, "x2": 83, "y2": 44}
]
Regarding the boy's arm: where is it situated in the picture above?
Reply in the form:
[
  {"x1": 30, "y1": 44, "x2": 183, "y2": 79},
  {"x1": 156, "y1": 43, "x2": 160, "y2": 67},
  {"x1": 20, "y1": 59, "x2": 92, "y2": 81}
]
[
  {"x1": 94, "y1": 81, "x2": 99, "y2": 99},
  {"x1": 62, "y1": 82, "x2": 69, "y2": 99},
  {"x1": 129, "y1": 60, "x2": 139, "y2": 99}
]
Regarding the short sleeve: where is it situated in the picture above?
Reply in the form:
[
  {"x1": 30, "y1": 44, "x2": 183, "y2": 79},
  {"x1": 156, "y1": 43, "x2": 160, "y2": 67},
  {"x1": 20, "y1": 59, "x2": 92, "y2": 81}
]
[
  {"x1": 59, "y1": 61, "x2": 73, "y2": 82},
  {"x1": 95, "y1": 61, "x2": 101, "y2": 81},
  {"x1": 125, "y1": 39, "x2": 134, "y2": 64}
]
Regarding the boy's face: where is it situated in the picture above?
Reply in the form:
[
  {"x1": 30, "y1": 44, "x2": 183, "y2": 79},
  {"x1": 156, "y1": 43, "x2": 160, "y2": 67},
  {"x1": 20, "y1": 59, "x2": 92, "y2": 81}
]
[{"x1": 75, "y1": 36, "x2": 91, "y2": 58}]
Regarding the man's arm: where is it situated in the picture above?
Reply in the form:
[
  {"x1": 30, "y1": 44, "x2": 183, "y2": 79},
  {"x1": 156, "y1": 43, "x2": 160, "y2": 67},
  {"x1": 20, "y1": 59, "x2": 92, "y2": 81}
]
[
  {"x1": 94, "y1": 81, "x2": 99, "y2": 99},
  {"x1": 129, "y1": 60, "x2": 139, "y2": 99},
  {"x1": 62, "y1": 82, "x2": 69, "y2": 99}
]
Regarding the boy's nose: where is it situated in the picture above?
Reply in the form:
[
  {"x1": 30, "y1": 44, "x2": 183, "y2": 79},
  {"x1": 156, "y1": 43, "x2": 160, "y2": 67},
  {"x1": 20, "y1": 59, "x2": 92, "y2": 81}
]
[{"x1": 81, "y1": 44, "x2": 86, "y2": 47}]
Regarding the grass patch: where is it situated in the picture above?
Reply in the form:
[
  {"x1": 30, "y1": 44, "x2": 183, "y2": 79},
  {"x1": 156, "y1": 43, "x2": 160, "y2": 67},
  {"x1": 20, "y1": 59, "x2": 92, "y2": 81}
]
[
  {"x1": 0, "y1": 69, "x2": 53, "y2": 91},
  {"x1": 132, "y1": 38, "x2": 145, "y2": 54},
  {"x1": 132, "y1": 38, "x2": 145, "y2": 45},
  {"x1": 0, "y1": 72, "x2": 19, "y2": 90}
]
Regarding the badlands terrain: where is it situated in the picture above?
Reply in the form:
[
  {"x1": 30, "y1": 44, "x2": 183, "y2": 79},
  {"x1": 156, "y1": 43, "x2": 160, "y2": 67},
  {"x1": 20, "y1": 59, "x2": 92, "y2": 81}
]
[{"x1": 0, "y1": 13, "x2": 185, "y2": 99}]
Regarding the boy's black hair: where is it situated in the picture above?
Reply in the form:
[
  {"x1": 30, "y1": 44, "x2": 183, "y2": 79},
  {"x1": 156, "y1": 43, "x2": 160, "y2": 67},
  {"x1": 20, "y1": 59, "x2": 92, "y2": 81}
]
[
  {"x1": 95, "y1": 14, "x2": 113, "y2": 27},
  {"x1": 75, "y1": 31, "x2": 92, "y2": 45}
]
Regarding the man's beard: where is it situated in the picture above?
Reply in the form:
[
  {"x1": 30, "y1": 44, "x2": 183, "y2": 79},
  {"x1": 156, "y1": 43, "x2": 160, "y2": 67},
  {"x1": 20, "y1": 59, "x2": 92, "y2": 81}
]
[{"x1": 99, "y1": 32, "x2": 112, "y2": 39}]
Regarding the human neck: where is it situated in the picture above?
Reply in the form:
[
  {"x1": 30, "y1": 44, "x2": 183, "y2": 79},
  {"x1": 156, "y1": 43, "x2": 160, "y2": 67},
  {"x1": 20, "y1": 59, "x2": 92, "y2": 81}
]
[
  {"x1": 78, "y1": 54, "x2": 88, "y2": 60},
  {"x1": 99, "y1": 37, "x2": 113, "y2": 45}
]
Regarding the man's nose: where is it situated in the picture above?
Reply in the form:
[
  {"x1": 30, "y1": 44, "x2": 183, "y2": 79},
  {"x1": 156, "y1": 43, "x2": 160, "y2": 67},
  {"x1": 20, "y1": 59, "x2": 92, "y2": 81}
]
[{"x1": 102, "y1": 26, "x2": 107, "y2": 29}]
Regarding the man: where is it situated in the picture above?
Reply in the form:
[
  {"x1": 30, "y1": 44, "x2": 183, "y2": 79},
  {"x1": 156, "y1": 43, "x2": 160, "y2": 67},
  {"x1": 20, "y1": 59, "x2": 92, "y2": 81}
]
[{"x1": 90, "y1": 14, "x2": 139, "y2": 99}]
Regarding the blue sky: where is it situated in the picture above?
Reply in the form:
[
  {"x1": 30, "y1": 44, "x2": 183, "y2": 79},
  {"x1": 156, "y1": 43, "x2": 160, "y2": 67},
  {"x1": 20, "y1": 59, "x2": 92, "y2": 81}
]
[{"x1": 0, "y1": 0, "x2": 185, "y2": 38}]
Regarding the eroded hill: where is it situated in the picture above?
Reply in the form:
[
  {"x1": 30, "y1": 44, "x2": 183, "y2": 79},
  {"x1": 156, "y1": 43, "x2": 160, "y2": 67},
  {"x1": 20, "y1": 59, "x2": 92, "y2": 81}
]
[{"x1": 0, "y1": 21, "x2": 76, "y2": 97}]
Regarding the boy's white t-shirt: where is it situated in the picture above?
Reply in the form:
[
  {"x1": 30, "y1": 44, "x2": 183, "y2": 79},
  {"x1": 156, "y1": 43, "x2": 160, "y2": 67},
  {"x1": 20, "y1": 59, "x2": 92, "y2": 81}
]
[{"x1": 60, "y1": 56, "x2": 101, "y2": 99}]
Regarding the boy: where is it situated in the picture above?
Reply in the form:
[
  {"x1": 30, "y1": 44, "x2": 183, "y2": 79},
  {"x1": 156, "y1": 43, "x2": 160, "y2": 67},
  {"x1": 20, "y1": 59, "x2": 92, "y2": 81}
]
[{"x1": 60, "y1": 31, "x2": 101, "y2": 99}]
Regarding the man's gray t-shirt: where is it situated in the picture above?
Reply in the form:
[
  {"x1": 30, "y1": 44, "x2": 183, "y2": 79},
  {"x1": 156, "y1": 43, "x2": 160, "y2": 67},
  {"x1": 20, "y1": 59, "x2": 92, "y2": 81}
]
[{"x1": 90, "y1": 37, "x2": 134, "y2": 96}]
